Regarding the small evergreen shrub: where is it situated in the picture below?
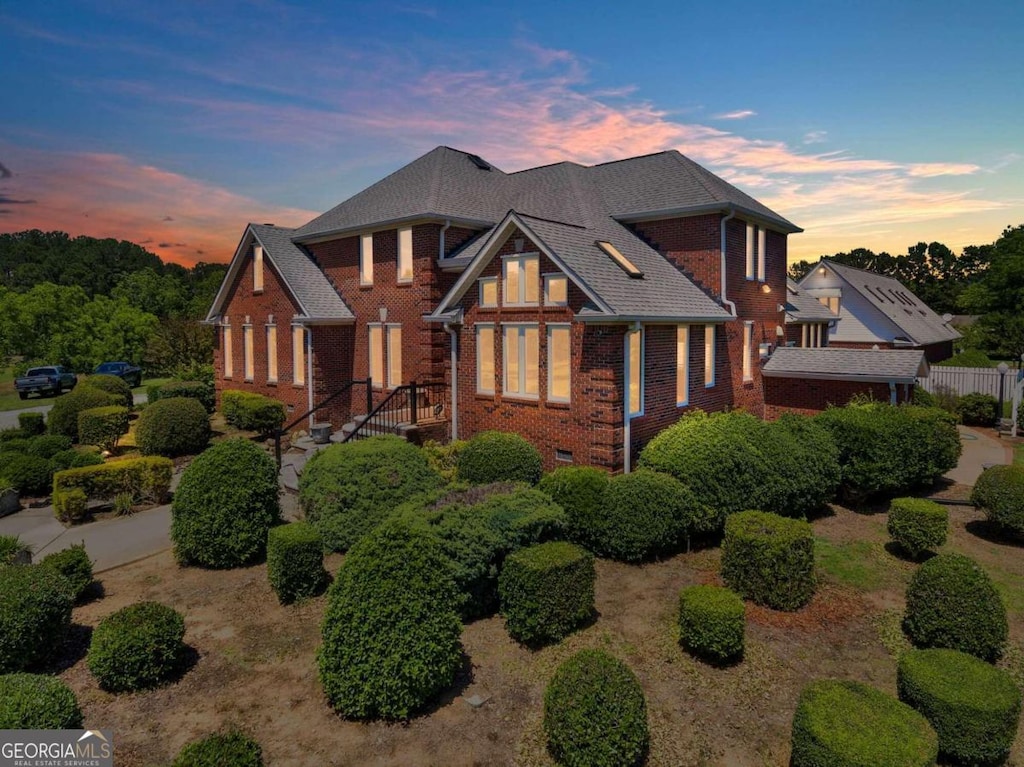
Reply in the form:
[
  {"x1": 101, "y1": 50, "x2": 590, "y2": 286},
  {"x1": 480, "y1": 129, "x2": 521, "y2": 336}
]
[
  {"x1": 543, "y1": 649, "x2": 648, "y2": 767},
  {"x1": 897, "y1": 648, "x2": 1021, "y2": 766},
  {"x1": 421, "y1": 439, "x2": 466, "y2": 483},
  {"x1": 157, "y1": 380, "x2": 215, "y2": 413},
  {"x1": 17, "y1": 412, "x2": 45, "y2": 436},
  {"x1": 172, "y1": 731, "x2": 263, "y2": 767},
  {"x1": 87, "y1": 601, "x2": 186, "y2": 692},
  {"x1": 48, "y1": 387, "x2": 119, "y2": 440},
  {"x1": 53, "y1": 488, "x2": 88, "y2": 524},
  {"x1": 318, "y1": 516, "x2": 462, "y2": 719},
  {"x1": 0, "y1": 427, "x2": 26, "y2": 443},
  {"x1": 0, "y1": 673, "x2": 83, "y2": 729},
  {"x1": 77, "y1": 405, "x2": 129, "y2": 451},
  {"x1": 911, "y1": 386, "x2": 937, "y2": 408},
  {"x1": 299, "y1": 436, "x2": 443, "y2": 552},
  {"x1": 40, "y1": 545, "x2": 93, "y2": 602},
  {"x1": 721, "y1": 511, "x2": 815, "y2": 611},
  {"x1": 0, "y1": 535, "x2": 29, "y2": 566},
  {"x1": 956, "y1": 392, "x2": 998, "y2": 426},
  {"x1": 938, "y1": 349, "x2": 994, "y2": 368},
  {"x1": 887, "y1": 497, "x2": 948, "y2": 558},
  {"x1": 537, "y1": 466, "x2": 609, "y2": 548},
  {"x1": 971, "y1": 464, "x2": 1024, "y2": 538},
  {"x1": 267, "y1": 522, "x2": 328, "y2": 604},
  {"x1": 220, "y1": 390, "x2": 286, "y2": 435},
  {"x1": 0, "y1": 454, "x2": 52, "y2": 496},
  {"x1": 172, "y1": 439, "x2": 280, "y2": 568},
  {"x1": 84, "y1": 373, "x2": 134, "y2": 409},
  {"x1": 457, "y1": 431, "x2": 543, "y2": 485},
  {"x1": 27, "y1": 434, "x2": 72, "y2": 459},
  {"x1": 136, "y1": 397, "x2": 211, "y2": 457},
  {"x1": 0, "y1": 565, "x2": 73, "y2": 672},
  {"x1": 790, "y1": 679, "x2": 937, "y2": 767},
  {"x1": 499, "y1": 542, "x2": 594, "y2": 646},
  {"x1": 50, "y1": 448, "x2": 103, "y2": 472},
  {"x1": 904, "y1": 553, "x2": 1007, "y2": 661},
  {"x1": 679, "y1": 585, "x2": 745, "y2": 664},
  {"x1": 54, "y1": 456, "x2": 173, "y2": 505}
]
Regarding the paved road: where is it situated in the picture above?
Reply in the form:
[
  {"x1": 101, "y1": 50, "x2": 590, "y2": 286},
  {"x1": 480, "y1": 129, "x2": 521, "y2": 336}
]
[{"x1": 0, "y1": 391, "x2": 147, "y2": 430}]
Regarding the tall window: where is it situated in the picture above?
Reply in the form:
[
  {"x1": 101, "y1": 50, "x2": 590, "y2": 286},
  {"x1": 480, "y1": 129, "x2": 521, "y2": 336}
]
[
  {"x1": 745, "y1": 224, "x2": 756, "y2": 280},
  {"x1": 547, "y1": 324, "x2": 571, "y2": 402},
  {"x1": 503, "y1": 254, "x2": 539, "y2": 306},
  {"x1": 368, "y1": 324, "x2": 383, "y2": 388},
  {"x1": 626, "y1": 328, "x2": 643, "y2": 416},
  {"x1": 704, "y1": 325, "x2": 716, "y2": 387},
  {"x1": 253, "y1": 245, "x2": 264, "y2": 292},
  {"x1": 243, "y1": 324, "x2": 254, "y2": 381},
  {"x1": 742, "y1": 322, "x2": 753, "y2": 382},
  {"x1": 757, "y1": 227, "x2": 767, "y2": 282},
  {"x1": 386, "y1": 324, "x2": 402, "y2": 388},
  {"x1": 360, "y1": 233, "x2": 373, "y2": 286},
  {"x1": 397, "y1": 227, "x2": 413, "y2": 283},
  {"x1": 503, "y1": 324, "x2": 539, "y2": 397},
  {"x1": 292, "y1": 326, "x2": 305, "y2": 385},
  {"x1": 544, "y1": 274, "x2": 568, "y2": 306},
  {"x1": 266, "y1": 323, "x2": 278, "y2": 383},
  {"x1": 745, "y1": 224, "x2": 767, "y2": 281},
  {"x1": 479, "y1": 277, "x2": 497, "y2": 308},
  {"x1": 476, "y1": 324, "x2": 495, "y2": 394},
  {"x1": 676, "y1": 325, "x2": 689, "y2": 406},
  {"x1": 223, "y1": 319, "x2": 233, "y2": 378}
]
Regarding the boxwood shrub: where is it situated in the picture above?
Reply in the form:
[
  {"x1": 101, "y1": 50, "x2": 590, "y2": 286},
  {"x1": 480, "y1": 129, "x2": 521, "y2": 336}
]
[
  {"x1": 267, "y1": 522, "x2": 328, "y2": 604},
  {"x1": 678, "y1": 585, "x2": 745, "y2": 665},
  {"x1": 40, "y1": 544, "x2": 93, "y2": 602},
  {"x1": 456, "y1": 430, "x2": 543, "y2": 485},
  {"x1": 48, "y1": 387, "x2": 119, "y2": 440},
  {"x1": 17, "y1": 412, "x2": 45, "y2": 436},
  {"x1": 172, "y1": 439, "x2": 280, "y2": 568},
  {"x1": 897, "y1": 648, "x2": 1021, "y2": 766},
  {"x1": 903, "y1": 553, "x2": 1007, "y2": 661},
  {"x1": 172, "y1": 731, "x2": 263, "y2": 767},
  {"x1": 543, "y1": 649, "x2": 648, "y2": 767},
  {"x1": 84, "y1": 373, "x2": 134, "y2": 409},
  {"x1": 498, "y1": 541, "x2": 594, "y2": 646},
  {"x1": 0, "y1": 564, "x2": 73, "y2": 672},
  {"x1": 537, "y1": 466, "x2": 608, "y2": 548},
  {"x1": 299, "y1": 436, "x2": 443, "y2": 552},
  {"x1": 136, "y1": 397, "x2": 211, "y2": 457},
  {"x1": 220, "y1": 390, "x2": 286, "y2": 435},
  {"x1": 318, "y1": 516, "x2": 462, "y2": 719},
  {"x1": 0, "y1": 454, "x2": 53, "y2": 496},
  {"x1": 27, "y1": 434, "x2": 72, "y2": 459},
  {"x1": 887, "y1": 497, "x2": 948, "y2": 558},
  {"x1": 971, "y1": 464, "x2": 1024, "y2": 538},
  {"x1": 87, "y1": 601, "x2": 186, "y2": 692},
  {"x1": 790, "y1": 679, "x2": 937, "y2": 767},
  {"x1": 0, "y1": 673, "x2": 82, "y2": 729},
  {"x1": 50, "y1": 448, "x2": 103, "y2": 472},
  {"x1": 54, "y1": 456, "x2": 173, "y2": 505},
  {"x1": 156, "y1": 380, "x2": 215, "y2": 413},
  {"x1": 77, "y1": 405, "x2": 129, "y2": 451},
  {"x1": 956, "y1": 392, "x2": 998, "y2": 426},
  {"x1": 721, "y1": 511, "x2": 815, "y2": 611},
  {"x1": 53, "y1": 488, "x2": 88, "y2": 524}
]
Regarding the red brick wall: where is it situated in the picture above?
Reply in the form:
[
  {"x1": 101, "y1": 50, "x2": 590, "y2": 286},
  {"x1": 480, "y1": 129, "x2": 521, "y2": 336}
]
[
  {"x1": 764, "y1": 376, "x2": 912, "y2": 419},
  {"x1": 631, "y1": 214, "x2": 721, "y2": 296}
]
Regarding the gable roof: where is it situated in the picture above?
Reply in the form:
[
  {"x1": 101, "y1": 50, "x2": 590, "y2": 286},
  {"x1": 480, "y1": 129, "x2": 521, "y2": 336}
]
[
  {"x1": 763, "y1": 347, "x2": 929, "y2": 384},
  {"x1": 784, "y1": 278, "x2": 839, "y2": 323}
]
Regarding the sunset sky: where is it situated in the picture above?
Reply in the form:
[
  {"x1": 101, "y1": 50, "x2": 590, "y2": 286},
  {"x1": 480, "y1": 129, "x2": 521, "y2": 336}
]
[{"x1": 2, "y1": 0, "x2": 1021, "y2": 268}]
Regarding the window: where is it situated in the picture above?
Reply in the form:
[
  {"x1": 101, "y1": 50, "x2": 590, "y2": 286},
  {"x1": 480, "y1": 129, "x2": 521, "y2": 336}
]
[
  {"x1": 746, "y1": 224, "x2": 767, "y2": 281},
  {"x1": 704, "y1": 325, "x2": 716, "y2": 387},
  {"x1": 548, "y1": 324, "x2": 571, "y2": 402},
  {"x1": 243, "y1": 324, "x2": 254, "y2": 381},
  {"x1": 222, "y1": 319, "x2": 233, "y2": 379},
  {"x1": 626, "y1": 328, "x2": 644, "y2": 416},
  {"x1": 503, "y1": 324, "x2": 539, "y2": 397},
  {"x1": 742, "y1": 322, "x2": 753, "y2": 382},
  {"x1": 253, "y1": 245, "x2": 264, "y2": 292},
  {"x1": 292, "y1": 326, "x2": 305, "y2": 385},
  {"x1": 757, "y1": 227, "x2": 767, "y2": 282},
  {"x1": 360, "y1": 233, "x2": 373, "y2": 286},
  {"x1": 479, "y1": 277, "x2": 497, "y2": 308},
  {"x1": 817, "y1": 294, "x2": 840, "y2": 314},
  {"x1": 676, "y1": 325, "x2": 689, "y2": 406},
  {"x1": 476, "y1": 324, "x2": 495, "y2": 393},
  {"x1": 266, "y1": 323, "x2": 278, "y2": 383},
  {"x1": 745, "y1": 223, "x2": 755, "y2": 279},
  {"x1": 386, "y1": 324, "x2": 402, "y2": 388},
  {"x1": 820, "y1": 323, "x2": 829, "y2": 347},
  {"x1": 503, "y1": 255, "x2": 539, "y2": 305},
  {"x1": 596, "y1": 241, "x2": 643, "y2": 278},
  {"x1": 544, "y1": 274, "x2": 568, "y2": 306},
  {"x1": 397, "y1": 227, "x2": 413, "y2": 283},
  {"x1": 368, "y1": 324, "x2": 383, "y2": 388}
]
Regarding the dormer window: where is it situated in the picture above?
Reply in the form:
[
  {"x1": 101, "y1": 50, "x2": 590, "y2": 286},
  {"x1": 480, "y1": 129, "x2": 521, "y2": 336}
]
[{"x1": 253, "y1": 245, "x2": 264, "y2": 292}]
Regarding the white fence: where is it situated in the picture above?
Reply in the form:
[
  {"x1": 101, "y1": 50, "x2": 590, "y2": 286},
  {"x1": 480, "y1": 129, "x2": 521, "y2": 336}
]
[{"x1": 920, "y1": 365, "x2": 1011, "y2": 399}]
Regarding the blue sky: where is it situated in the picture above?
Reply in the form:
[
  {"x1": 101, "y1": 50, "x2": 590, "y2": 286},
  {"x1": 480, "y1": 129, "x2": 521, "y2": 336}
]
[{"x1": 1, "y1": 0, "x2": 1021, "y2": 266}]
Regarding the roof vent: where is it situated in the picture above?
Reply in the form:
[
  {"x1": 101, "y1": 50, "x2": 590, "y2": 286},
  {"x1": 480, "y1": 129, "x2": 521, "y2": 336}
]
[
  {"x1": 596, "y1": 241, "x2": 643, "y2": 278},
  {"x1": 467, "y1": 154, "x2": 491, "y2": 171}
]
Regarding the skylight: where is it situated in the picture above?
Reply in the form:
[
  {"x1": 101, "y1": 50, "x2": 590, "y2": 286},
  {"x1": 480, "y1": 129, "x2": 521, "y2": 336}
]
[
  {"x1": 596, "y1": 241, "x2": 643, "y2": 278},
  {"x1": 467, "y1": 153, "x2": 491, "y2": 171}
]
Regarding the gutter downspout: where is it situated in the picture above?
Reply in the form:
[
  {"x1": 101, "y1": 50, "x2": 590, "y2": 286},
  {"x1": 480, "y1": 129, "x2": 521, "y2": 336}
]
[
  {"x1": 720, "y1": 206, "x2": 738, "y2": 318},
  {"x1": 439, "y1": 219, "x2": 451, "y2": 260},
  {"x1": 444, "y1": 320, "x2": 458, "y2": 441}
]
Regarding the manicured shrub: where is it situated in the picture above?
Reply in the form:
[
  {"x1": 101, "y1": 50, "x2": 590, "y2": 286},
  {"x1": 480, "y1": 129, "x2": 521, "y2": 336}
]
[
  {"x1": 0, "y1": 673, "x2": 82, "y2": 729},
  {"x1": 761, "y1": 415, "x2": 841, "y2": 517},
  {"x1": 678, "y1": 585, "x2": 745, "y2": 664},
  {"x1": 469, "y1": 486, "x2": 567, "y2": 549},
  {"x1": 499, "y1": 542, "x2": 594, "y2": 646},
  {"x1": 40, "y1": 544, "x2": 93, "y2": 602},
  {"x1": 17, "y1": 412, "x2": 45, "y2": 436},
  {"x1": 421, "y1": 438, "x2": 466, "y2": 483},
  {"x1": 537, "y1": 466, "x2": 609, "y2": 548},
  {"x1": 0, "y1": 564, "x2": 73, "y2": 672},
  {"x1": 911, "y1": 386, "x2": 937, "y2": 408},
  {"x1": 157, "y1": 380, "x2": 215, "y2": 413},
  {"x1": 267, "y1": 522, "x2": 328, "y2": 604},
  {"x1": 84, "y1": 373, "x2": 134, "y2": 409},
  {"x1": 905, "y1": 405, "x2": 962, "y2": 482},
  {"x1": 47, "y1": 386, "x2": 119, "y2": 440},
  {"x1": 0, "y1": 439, "x2": 30, "y2": 455},
  {"x1": 136, "y1": 397, "x2": 211, "y2": 457},
  {"x1": 50, "y1": 447, "x2": 103, "y2": 472},
  {"x1": 543, "y1": 649, "x2": 648, "y2": 767},
  {"x1": 790, "y1": 679, "x2": 937, "y2": 767},
  {"x1": 0, "y1": 535, "x2": 29, "y2": 566},
  {"x1": 0, "y1": 454, "x2": 52, "y2": 496},
  {"x1": 887, "y1": 497, "x2": 948, "y2": 558},
  {"x1": 456, "y1": 430, "x2": 543, "y2": 485},
  {"x1": 721, "y1": 511, "x2": 815, "y2": 611},
  {"x1": 903, "y1": 553, "x2": 1007, "y2": 661},
  {"x1": 77, "y1": 405, "x2": 129, "y2": 451},
  {"x1": 897, "y1": 648, "x2": 1021, "y2": 766},
  {"x1": 87, "y1": 601, "x2": 186, "y2": 692},
  {"x1": 318, "y1": 516, "x2": 462, "y2": 719},
  {"x1": 53, "y1": 488, "x2": 88, "y2": 524},
  {"x1": 0, "y1": 428, "x2": 26, "y2": 443},
  {"x1": 299, "y1": 436, "x2": 443, "y2": 552},
  {"x1": 54, "y1": 456, "x2": 173, "y2": 505},
  {"x1": 938, "y1": 348, "x2": 994, "y2": 368},
  {"x1": 956, "y1": 392, "x2": 998, "y2": 426},
  {"x1": 971, "y1": 464, "x2": 1024, "y2": 538},
  {"x1": 172, "y1": 439, "x2": 280, "y2": 568},
  {"x1": 27, "y1": 434, "x2": 72, "y2": 459},
  {"x1": 172, "y1": 731, "x2": 263, "y2": 767},
  {"x1": 220, "y1": 390, "x2": 286, "y2": 435}
]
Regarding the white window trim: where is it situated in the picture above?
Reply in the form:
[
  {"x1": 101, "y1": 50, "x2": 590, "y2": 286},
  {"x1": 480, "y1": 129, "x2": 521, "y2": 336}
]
[
  {"x1": 745, "y1": 223, "x2": 755, "y2": 280},
  {"x1": 368, "y1": 323, "x2": 384, "y2": 389},
  {"x1": 292, "y1": 325, "x2": 305, "y2": 386},
  {"x1": 704, "y1": 324, "x2": 716, "y2": 388},
  {"x1": 243, "y1": 323, "x2": 254, "y2": 382},
  {"x1": 222, "y1": 318, "x2": 233, "y2": 379},
  {"x1": 266, "y1": 322, "x2": 278, "y2": 384},
  {"x1": 502, "y1": 253, "x2": 540, "y2": 307},
  {"x1": 757, "y1": 227, "x2": 767, "y2": 282},
  {"x1": 386, "y1": 323, "x2": 402, "y2": 389},
  {"x1": 479, "y1": 276, "x2": 498, "y2": 308},
  {"x1": 253, "y1": 245, "x2": 264, "y2": 292},
  {"x1": 502, "y1": 322, "x2": 540, "y2": 400},
  {"x1": 742, "y1": 321, "x2": 754, "y2": 382},
  {"x1": 476, "y1": 323, "x2": 495, "y2": 394},
  {"x1": 543, "y1": 273, "x2": 569, "y2": 307},
  {"x1": 360, "y1": 233, "x2": 374, "y2": 286},
  {"x1": 547, "y1": 323, "x2": 571, "y2": 403},
  {"x1": 626, "y1": 327, "x2": 644, "y2": 417},
  {"x1": 676, "y1": 325, "x2": 689, "y2": 407},
  {"x1": 397, "y1": 226, "x2": 413, "y2": 284}
]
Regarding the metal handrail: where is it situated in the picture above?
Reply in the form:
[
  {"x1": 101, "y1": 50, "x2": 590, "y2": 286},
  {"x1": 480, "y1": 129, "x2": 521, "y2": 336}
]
[
  {"x1": 274, "y1": 378, "x2": 371, "y2": 467},
  {"x1": 341, "y1": 380, "x2": 446, "y2": 443}
]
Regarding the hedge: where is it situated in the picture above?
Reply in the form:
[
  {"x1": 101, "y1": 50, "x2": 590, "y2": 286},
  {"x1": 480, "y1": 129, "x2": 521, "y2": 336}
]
[
  {"x1": 17, "y1": 412, "x2": 45, "y2": 436},
  {"x1": 679, "y1": 585, "x2": 745, "y2": 665},
  {"x1": 172, "y1": 731, "x2": 264, "y2": 767},
  {"x1": 47, "y1": 387, "x2": 120, "y2": 440},
  {"x1": 887, "y1": 497, "x2": 948, "y2": 559},
  {"x1": 790, "y1": 679, "x2": 938, "y2": 767},
  {"x1": 971, "y1": 464, "x2": 1024, "y2": 538},
  {"x1": 77, "y1": 405, "x2": 129, "y2": 451},
  {"x1": 537, "y1": 466, "x2": 609, "y2": 548},
  {"x1": 499, "y1": 541, "x2": 594, "y2": 646},
  {"x1": 27, "y1": 434, "x2": 72, "y2": 459},
  {"x1": 40, "y1": 544, "x2": 93, "y2": 602},
  {"x1": 87, "y1": 601, "x2": 187, "y2": 692},
  {"x1": 0, "y1": 564, "x2": 73, "y2": 673},
  {"x1": 220, "y1": 390, "x2": 286, "y2": 435},
  {"x1": 155, "y1": 380, "x2": 216, "y2": 413},
  {"x1": 267, "y1": 522, "x2": 328, "y2": 604},
  {"x1": 0, "y1": 427, "x2": 26, "y2": 443},
  {"x1": 84, "y1": 373, "x2": 134, "y2": 409},
  {"x1": 172, "y1": 439, "x2": 280, "y2": 568},
  {"x1": 0, "y1": 673, "x2": 83, "y2": 729},
  {"x1": 136, "y1": 397, "x2": 211, "y2": 457},
  {"x1": 53, "y1": 488, "x2": 88, "y2": 524},
  {"x1": 0, "y1": 454, "x2": 53, "y2": 496},
  {"x1": 53, "y1": 456, "x2": 173, "y2": 516},
  {"x1": 456, "y1": 431, "x2": 543, "y2": 485},
  {"x1": 50, "y1": 448, "x2": 104, "y2": 472},
  {"x1": 956, "y1": 392, "x2": 998, "y2": 426},
  {"x1": 299, "y1": 436, "x2": 444, "y2": 552},
  {"x1": 543, "y1": 649, "x2": 649, "y2": 767},
  {"x1": 898, "y1": 648, "x2": 1021, "y2": 766},
  {"x1": 721, "y1": 511, "x2": 815, "y2": 611},
  {"x1": 903, "y1": 553, "x2": 1007, "y2": 661},
  {"x1": 318, "y1": 516, "x2": 462, "y2": 719}
]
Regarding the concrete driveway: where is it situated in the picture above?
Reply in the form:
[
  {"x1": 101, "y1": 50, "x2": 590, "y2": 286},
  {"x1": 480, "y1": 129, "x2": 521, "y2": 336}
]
[{"x1": 0, "y1": 391, "x2": 147, "y2": 430}]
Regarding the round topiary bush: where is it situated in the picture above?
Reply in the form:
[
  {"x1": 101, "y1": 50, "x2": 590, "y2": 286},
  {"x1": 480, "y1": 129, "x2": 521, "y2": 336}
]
[
  {"x1": 87, "y1": 601, "x2": 186, "y2": 692},
  {"x1": 0, "y1": 454, "x2": 53, "y2": 496},
  {"x1": 791, "y1": 679, "x2": 937, "y2": 767},
  {"x1": 267, "y1": 522, "x2": 328, "y2": 604},
  {"x1": 0, "y1": 565, "x2": 73, "y2": 673},
  {"x1": 299, "y1": 436, "x2": 444, "y2": 552},
  {"x1": 136, "y1": 397, "x2": 211, "y2": 457},
  {"x1": 456, "y1": 431, "x2": 543, "y2": 485},
  {"x1": 318, "y1": 516, "x2": 462, "y2": 719},
  {"x1": 171, "y1": 439, "x2": 280, "y2": 568},
  {"x1": 543, "y1": 649, "x2": 649, "y2": 767},
  {"x1": 956, "y1": 392, "x2": 998, "y2": 426},
  {"x1": 678, "y1": 585, "x2": 745, "y2": 665},
  {"x1": 721, "y1": 511, "x2": 815, "y2": 611},
  {"x1": 0, "y1": 673, "x2": 83, "y2": 729},
  {"x1": 47, "y1": 387, "x2": 119, "y2": 440},
  {"x1": 27, "y1": 434, "x2": 72, "y2": 459},
  {"x1": 172, "y1": 731, "x2": 263, "y2": 767},
  {"x1": 84, "y1": 373, "x2": 134, "y2": 409},
  {"x1": 971, "y1": 464, "x2": 1024, "y2": 539},
  {"x1": 40, "y1": 544, "x2": 93, "y2": 602},
  {"x1": 537, "y1": 466, "x2": 609, "y2": 548},
  {"x1": 903, "y1": 553, "x2": 1007, "y2": 661},
  {"x1": 887, "y1": 497, "x2": 948, "y2": 558},
  {"x1": 897, "y1": 648, "x2": 1022, "y2": 766},
  {"x1": 17, "y1": 411, "x2": 46, "y2": 436}
]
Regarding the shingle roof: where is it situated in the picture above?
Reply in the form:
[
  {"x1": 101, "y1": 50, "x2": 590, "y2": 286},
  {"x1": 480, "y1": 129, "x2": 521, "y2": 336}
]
[
  {"x1": 762, "y1": 347, "x2": 929, "y2": 383},
  {"x1": 785, "y1": 279, "x2": 839, "y2": 323}
]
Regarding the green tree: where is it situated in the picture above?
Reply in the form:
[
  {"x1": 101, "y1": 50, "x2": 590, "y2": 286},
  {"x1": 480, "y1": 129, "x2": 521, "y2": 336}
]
[{"x1": 961, "y1": 225, "x2": 1024, "y2": 362}]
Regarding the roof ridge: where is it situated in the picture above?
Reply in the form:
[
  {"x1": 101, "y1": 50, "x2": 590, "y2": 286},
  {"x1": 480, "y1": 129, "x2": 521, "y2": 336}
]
[
  {"x1": 507, "y1": 160, "x2": 587, "y2": 175},
  {"x1": 670, "y1": 151, "x2": 725, "y2": 203},
  {"x1": 512, "y1": 210, "x2": 589, "y2": 230},
  {"x1": 588, "y1": 150, "x2": 675, "y2": 168}
]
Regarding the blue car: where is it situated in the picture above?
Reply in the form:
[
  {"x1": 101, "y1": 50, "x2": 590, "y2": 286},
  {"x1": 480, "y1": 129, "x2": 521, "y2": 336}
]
[{"x1": 94, "y1": 361, "x2": 143, "y2": 388}]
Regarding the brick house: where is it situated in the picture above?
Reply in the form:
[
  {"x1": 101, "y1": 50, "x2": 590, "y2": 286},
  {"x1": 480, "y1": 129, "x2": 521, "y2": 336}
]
[{"x1": 783, "y1": 278, "x2": 838, "y2": 347}]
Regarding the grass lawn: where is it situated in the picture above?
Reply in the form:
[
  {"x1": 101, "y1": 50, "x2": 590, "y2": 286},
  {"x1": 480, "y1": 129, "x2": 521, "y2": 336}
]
[{"x1": 1016, "y1": 442, "x2": 1024, "y2": 466}]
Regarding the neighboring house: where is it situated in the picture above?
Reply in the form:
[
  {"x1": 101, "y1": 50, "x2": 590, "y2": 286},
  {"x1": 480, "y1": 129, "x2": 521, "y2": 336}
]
[
  {"x1": 798, "y1": 260, "x2": 960, "y2": 361},
  {"x1": 784, "y1": 278, "x2": 838, "y2": 348}
]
